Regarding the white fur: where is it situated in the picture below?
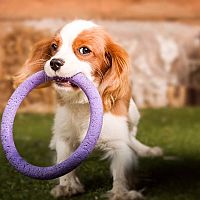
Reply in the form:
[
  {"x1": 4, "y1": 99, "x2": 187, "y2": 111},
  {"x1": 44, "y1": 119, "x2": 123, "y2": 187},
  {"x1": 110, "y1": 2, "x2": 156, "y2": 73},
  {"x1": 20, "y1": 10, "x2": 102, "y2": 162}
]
[
  {"x1": 46, "y1": 20, "x2": 163, "y2": 200},
  {"x1": 49, "y1": 100, "x2": 162, "y2": 199}
]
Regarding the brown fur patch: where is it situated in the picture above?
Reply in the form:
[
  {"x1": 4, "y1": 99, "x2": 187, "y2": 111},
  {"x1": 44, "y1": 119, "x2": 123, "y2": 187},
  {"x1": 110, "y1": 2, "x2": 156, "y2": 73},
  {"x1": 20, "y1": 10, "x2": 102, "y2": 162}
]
[
  {"x1": 13, "y1": 34, "x2": 62, "y2": 88},
  {"x1": 73, "y1": 27, "x2": 132, "y2": 115}
]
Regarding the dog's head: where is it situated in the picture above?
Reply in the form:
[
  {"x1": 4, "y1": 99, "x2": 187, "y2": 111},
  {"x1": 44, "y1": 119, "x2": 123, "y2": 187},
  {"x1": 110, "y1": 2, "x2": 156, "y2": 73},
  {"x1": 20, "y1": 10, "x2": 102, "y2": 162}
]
[{"x1": 14, "y1": 20, "x2": 131, "y2": 113}]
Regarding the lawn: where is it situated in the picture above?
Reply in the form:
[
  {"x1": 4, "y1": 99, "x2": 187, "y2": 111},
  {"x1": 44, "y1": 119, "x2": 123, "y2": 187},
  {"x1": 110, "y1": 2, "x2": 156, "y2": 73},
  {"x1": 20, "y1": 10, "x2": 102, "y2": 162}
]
[{"x1": 1, "y1": 107, "x2": 200, "y2": 200}]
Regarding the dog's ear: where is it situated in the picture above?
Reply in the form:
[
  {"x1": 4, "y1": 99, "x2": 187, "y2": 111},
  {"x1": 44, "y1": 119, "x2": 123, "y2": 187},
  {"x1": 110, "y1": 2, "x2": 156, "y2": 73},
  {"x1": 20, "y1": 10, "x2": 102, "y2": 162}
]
[
  {"x1": 99, "y1": 40, "x2": 131, "y2": 112},
  {"x1": 13, "y1": 38, "x2": 53, "y2": 88}
]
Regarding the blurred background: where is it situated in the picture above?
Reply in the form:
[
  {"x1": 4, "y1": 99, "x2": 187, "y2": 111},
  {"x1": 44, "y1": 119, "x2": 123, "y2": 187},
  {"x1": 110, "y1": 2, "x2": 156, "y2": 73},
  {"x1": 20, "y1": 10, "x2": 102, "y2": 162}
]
[
  {"x1": 1, "y1": 1, "x2": 200, "y2": 200},
  {"x1": 1, "y1": 0, "x2": 200, "y2": 112}
]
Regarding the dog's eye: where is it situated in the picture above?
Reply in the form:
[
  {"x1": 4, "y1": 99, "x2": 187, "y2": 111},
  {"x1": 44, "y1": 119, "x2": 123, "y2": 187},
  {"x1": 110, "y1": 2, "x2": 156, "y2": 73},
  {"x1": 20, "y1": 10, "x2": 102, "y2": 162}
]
[
  {"x1": 51, "y1": 43, "x2": 58, "y2": 51},
  {"x1": 79, "y1": 47, "x2": 91, "y2": 55}
]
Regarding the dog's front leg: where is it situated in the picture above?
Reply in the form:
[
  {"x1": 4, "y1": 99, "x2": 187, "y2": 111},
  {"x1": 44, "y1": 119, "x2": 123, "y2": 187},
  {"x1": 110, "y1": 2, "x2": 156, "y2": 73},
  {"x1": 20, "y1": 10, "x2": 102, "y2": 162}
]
[{"x1": 50, "y1": 138, "x2": 85, "y2": 198}]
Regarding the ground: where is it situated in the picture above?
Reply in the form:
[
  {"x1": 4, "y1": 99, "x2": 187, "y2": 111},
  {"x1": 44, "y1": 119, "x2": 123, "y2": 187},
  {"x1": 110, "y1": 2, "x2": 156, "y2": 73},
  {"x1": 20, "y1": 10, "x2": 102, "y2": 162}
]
[{"x1": 1, "y1": 107, "x2": 200, "y2": 200}]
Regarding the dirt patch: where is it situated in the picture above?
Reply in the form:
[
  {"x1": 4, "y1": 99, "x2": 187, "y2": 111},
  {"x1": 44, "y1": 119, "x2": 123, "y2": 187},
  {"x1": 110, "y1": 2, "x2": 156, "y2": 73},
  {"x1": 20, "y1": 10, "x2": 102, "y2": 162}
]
[{"x1": 1, "y1": 0, "x2": 200, "y2": 23}]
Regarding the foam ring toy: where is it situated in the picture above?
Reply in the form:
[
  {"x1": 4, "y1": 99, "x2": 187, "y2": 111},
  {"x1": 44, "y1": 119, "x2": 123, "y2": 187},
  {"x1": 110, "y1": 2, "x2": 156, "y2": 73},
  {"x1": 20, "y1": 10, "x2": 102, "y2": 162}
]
[{"x1": 0, "y1": 70, "x2": 103, "y2": 180}]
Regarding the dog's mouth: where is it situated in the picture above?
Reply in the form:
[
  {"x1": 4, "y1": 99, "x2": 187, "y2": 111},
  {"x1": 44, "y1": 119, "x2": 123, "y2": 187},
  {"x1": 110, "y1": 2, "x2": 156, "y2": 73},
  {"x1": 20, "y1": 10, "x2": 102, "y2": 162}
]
[{"x1": 54, "y1": 80, "x2": 78, "y2": 89}]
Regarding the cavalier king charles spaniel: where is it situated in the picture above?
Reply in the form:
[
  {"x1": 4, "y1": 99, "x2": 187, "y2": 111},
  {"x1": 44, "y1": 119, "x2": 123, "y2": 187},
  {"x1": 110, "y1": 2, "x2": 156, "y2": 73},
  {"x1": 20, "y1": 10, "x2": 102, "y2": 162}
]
[{"x1": 14, "y1": 20, "x2": 163, "y2": 200}]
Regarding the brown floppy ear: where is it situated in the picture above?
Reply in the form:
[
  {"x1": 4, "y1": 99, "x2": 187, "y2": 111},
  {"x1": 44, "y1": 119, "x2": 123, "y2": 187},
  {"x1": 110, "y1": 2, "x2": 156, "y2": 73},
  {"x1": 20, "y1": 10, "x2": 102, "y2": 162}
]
[
  {"x1": 13, "y1": 38, "x2": 52, "y2": 88},
  {"x1": 99, "y1": 40, "x2": 131, "y2": 113}
]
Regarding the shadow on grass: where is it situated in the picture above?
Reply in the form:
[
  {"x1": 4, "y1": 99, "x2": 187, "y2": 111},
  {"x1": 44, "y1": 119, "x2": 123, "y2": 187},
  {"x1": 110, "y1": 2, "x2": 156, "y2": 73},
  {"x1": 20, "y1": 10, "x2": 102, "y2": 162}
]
[{"x1": 138, "y1": 157, "x2": 200, "y2": 200}]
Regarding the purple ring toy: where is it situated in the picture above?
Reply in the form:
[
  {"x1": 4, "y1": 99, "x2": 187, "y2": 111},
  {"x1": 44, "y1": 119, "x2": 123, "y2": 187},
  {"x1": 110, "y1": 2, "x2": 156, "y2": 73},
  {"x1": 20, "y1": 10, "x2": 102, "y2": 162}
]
[{"x1": 0, "y1": 70, "x2": 103, "y2": 180}]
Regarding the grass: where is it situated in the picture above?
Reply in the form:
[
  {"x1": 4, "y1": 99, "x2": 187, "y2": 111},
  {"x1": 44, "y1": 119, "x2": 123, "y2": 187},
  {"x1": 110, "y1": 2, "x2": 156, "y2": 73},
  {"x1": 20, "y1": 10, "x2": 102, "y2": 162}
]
[{"x1": 1, "y1": 107, "x2": 200, "y2": 200}]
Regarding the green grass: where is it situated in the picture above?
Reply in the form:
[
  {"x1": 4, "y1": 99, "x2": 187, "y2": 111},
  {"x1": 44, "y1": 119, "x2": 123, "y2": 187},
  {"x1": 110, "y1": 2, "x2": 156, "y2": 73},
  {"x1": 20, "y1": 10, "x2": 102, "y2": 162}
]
[{"x1": 1, "y1": 107, "x2": 200, "y2": 200}]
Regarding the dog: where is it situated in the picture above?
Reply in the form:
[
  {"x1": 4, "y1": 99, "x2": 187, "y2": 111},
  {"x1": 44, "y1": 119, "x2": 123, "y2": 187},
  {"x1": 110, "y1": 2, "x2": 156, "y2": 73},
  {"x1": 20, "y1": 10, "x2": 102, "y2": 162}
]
[{"x1": 14, "y1": 20, "x2": 163, "y2": 200}]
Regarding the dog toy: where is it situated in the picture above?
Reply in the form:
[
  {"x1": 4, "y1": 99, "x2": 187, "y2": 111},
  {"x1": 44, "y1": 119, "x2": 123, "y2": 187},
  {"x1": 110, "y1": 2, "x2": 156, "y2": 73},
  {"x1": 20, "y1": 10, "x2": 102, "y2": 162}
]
[{"x1": 1, "y1": 70, "x2": 103, "y2": 180}]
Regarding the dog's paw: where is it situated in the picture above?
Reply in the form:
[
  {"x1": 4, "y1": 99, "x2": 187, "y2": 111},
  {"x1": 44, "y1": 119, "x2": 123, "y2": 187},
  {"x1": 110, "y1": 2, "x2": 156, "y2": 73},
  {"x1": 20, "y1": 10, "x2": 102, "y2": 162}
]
[
  {"x1": 106, "y1": 190, "x2": 144, "y2": 200},
  {"x1": 127, "y1": 191, "x2": 144, "y2": 200},
  {"x1": 137, "y1": 146, "x2": 163, "y2": 158},
  {"x1": 147, "y1": 146, "x2": 163, "y2": 157},
  {"x1": 50, "y1": 183, "x2": 85, "y2": 198}
]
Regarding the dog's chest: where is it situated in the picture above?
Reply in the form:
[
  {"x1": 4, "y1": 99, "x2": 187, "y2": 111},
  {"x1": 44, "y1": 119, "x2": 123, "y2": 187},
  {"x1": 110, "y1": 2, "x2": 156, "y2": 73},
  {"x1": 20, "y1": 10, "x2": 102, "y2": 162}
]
[{"x1": 66, "y1": 103, "x2": 90, "y2": 137}]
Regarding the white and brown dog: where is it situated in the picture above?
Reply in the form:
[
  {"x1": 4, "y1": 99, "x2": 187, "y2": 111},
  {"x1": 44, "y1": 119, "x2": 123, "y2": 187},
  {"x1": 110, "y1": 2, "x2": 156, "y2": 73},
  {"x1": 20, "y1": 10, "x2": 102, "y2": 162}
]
[{"x1": 15, "y1": 20, "x2": 163, "y2": 200}]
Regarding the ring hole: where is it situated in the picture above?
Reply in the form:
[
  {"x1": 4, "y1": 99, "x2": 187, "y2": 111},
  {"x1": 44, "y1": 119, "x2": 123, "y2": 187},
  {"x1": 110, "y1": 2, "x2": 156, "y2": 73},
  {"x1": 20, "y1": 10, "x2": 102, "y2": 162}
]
[{"x1": 14, "y1": 113, "x2": 54, "y2": 167}]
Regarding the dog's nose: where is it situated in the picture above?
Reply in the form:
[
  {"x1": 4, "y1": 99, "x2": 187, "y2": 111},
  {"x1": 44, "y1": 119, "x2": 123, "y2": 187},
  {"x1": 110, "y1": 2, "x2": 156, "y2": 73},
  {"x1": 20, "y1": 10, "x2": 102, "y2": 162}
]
[{"x1": 50, "y1": 58, "x2": 65, "y2": 72}]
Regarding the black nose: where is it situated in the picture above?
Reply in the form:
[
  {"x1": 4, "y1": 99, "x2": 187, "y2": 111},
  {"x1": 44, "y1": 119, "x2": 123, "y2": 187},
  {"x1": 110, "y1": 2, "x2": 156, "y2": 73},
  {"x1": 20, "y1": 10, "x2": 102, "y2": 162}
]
[{"x1": 50, "y1": 58, "x2": 65, "y2": 72}]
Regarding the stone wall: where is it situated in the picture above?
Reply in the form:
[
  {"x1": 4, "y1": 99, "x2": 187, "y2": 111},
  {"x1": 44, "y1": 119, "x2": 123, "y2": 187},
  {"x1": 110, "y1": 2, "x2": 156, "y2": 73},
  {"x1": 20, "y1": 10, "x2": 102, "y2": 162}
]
[{"x1": 0, "y1": 20, "x2": 200, "y2": 112}]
